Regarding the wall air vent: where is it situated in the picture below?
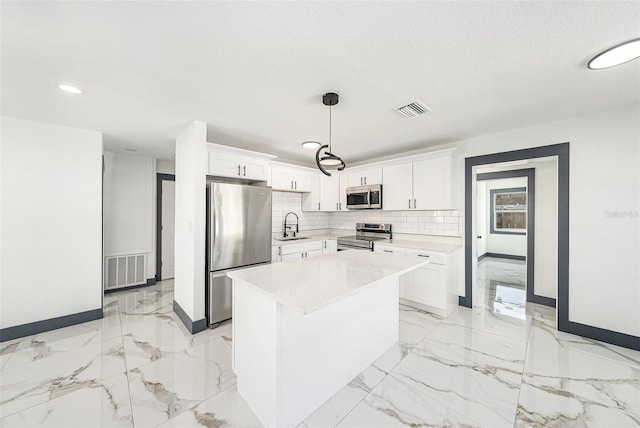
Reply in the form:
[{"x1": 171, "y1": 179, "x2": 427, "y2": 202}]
[
  {"x1": 396, "y1": 100, "x2": 431, "y2": 118},
  {"x1": 104, "y1": 253, "x2": 146, "y2": 290}
]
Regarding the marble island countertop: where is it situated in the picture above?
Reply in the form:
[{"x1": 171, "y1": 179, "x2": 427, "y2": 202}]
[
  {"x1": 227, "y1": 250, "x2": 429, "y2": 315},
  {"x1": 271, "y1": 229, "x2": 346, "y2": 246}
]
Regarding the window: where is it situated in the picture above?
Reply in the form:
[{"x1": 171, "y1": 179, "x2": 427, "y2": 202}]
[{"x1": 490, "y1": 187, "x2": 526, "y2": 234}]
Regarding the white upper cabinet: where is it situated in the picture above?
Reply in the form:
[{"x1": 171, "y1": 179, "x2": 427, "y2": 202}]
[
  {"x1": 207, "y1": 143, "x2": 275, "y2": 181},
  {"x1": 412, "y1": 156, "x2": 454, "y2": 210},
  {"x1": 348, "y1": 168, "x2": 382, "y2": 187},
  {"x1": 320, "y1": 175, "x2": 340, "y2": 211},
  {"x1": 301, "y1": 175, "x2": 321, "y2": 211},
  {"x1": 382, "y1": 163, "x2": 413, "y2": 210},
  {"x1": 383, "y1": 150, "x2": 457, "y2": 211},
  {"x1": 271, "y1": 164, "x2": 313, "y2": 192}
]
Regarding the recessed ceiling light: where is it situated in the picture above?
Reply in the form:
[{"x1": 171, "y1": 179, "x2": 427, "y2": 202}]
[
  {"x1": 123, "y1": 148, "x2": 138, "y2": 152},
  {"x1": 58, "y1": 84, "x2": 83, "y2": 94},
  {"x1": 588, "y1": 39, "x2": 640, "y2": 70},
  {"x1": 302, "y1": 141, "x2": 321, "y2": 149}
]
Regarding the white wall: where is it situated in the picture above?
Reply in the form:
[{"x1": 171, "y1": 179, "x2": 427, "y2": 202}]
[
  {"x1": 533, "y1": 159, "x2": 558, "y2": 300},
  {"x1": 483, "y1": 177, "x2": 528, "y2": 257},
  {"x1": 0, "y1": 117, "x2": 102, "y2": 329},
  {"x1": 103, "y1": 152, "x2": 156, "y2": 280},
  {"x1": 450, "y1": 104, "x2": 639, "y2": 337},
  {"x1": 174, "y1": 121, "x2": 207, "y2": 325},
  {"x1": 476, "y1": 181, "x2": 487, "y2": 256},
  {"x1": 157, "y1": 159, "x2": 175, "y2": 175}
]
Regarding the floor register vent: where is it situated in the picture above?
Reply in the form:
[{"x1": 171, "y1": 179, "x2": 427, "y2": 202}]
[
  {"x1": 104, "y1": 254, "x2": 146, "y2": 289},
  {"x1": 396, "y1": 100, "x2": 431, "y2": 118}
]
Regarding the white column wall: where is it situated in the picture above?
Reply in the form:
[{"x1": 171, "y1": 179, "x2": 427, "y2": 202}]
[
  {"x1": 476, "y1": 181, "x2": 487, "y2": 256},
  {"x1": 0, "y1": 117, "x2": 103, "y2": 329},
  {"x1": 174, "y1": 121, "x2": 207, "y2": 324},
  {"x1": 534, "y1": 159, "x2": 558, "y2": 299},
  {"x1": 103, "y1": 151, "x2": 156, "y2": 280}
]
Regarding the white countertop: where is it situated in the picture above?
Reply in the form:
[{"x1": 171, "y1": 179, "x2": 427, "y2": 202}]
[
  {"x1": 376, "y1": 239, "x2": 462, "y2": 253},
  {"x1": 271, "y1": 229, "x2": 347, "y2": 246},
  {"x1": 227, "y1": 250, "x2": 429, "y2": 315}
]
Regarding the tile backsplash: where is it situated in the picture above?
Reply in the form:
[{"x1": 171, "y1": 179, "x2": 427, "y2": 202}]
[
  {"x1": 272, "y1": 191, "x2": 329, "y2": 234},
  {"x1": 272, "y1": 191, "x2": 462, "y2": 237}
]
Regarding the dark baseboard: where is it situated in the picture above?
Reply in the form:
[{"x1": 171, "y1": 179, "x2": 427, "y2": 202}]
[
  {"x1": 0, "y1": 308, "x2": 103, "y2": 342},
  {"x1": 173, "y1": 299, "x2": 207, "y2": 334},
  {"x1": 146, "y1": 277, "x2": 157, "y2": 286},
  {"x1": 477, "y1": 253, "x2": 488, "y2": 262},
  {"x1": 104, "y1": 280, "x2": 155, "y2": 294},
  {"x1": 485, "y1": 253, "x2": 526, "y2": 261},
  {"x1": 567, "y1": 321, "x2": 640, "y2": 351},
  {"x1": 533, "y1": 295, "x2": 556, "y2": 308}
]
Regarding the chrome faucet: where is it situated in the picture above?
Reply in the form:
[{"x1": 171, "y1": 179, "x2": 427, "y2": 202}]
[{"x1": 283, "y1": 212, "x2": 299, "y2": 238}]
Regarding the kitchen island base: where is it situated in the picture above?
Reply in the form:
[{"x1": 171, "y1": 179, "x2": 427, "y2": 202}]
[{"x1": 232, "y1": 276, "x2": 399, "y2": 428}]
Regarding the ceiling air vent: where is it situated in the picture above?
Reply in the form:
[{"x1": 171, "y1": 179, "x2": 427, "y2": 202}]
[{"x1": 396, "y1": 100, "x2": 431, "y2": 118}]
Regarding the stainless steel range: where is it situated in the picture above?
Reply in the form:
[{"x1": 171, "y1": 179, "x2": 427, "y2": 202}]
[{"x1": 337, "y1": 223, "x2": 392, "y2": 251}]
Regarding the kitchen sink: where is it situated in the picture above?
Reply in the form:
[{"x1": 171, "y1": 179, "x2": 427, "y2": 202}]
[{"x1": 274, "y1": 236, "x2": 310, "y2": 241}]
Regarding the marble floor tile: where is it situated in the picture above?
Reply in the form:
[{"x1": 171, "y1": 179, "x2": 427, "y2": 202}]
[
  {"x1": 304, "y1": 365, "x2": 386, "y2": 428},
  {"x1": 0, "y1": 373, "x2": 133, "y2": 427},
  {"x1": 127, "y1": 349, "x2": 236, "y2": 427},
  {"x1": 121, "y1": 313, "x2": 193, "y2": 370},
  {"x1": 0, "y1": 337, "x2": 28, "y2": 371},
  {"x1": 522, "y1": 333, "x2": 640, "y2": 423},
  {"x1": 442, "y1": 304, "x2": 531, "y2": 344},
  {"x1": 336, "y1": 374, "x2": 480, "y2": 427},
  {"x1": 530, "y1": 318, "x2": 640, "y2": 369},
  {"x1": 391, "y1": 322, "x2": 526, "y2": 427},
  {"x1": 515, "y1": 379, "x2": 640, "y2": 427},
  {"x1": 0, "y1": 337, "x2": 127, "y2": 417},
  {"x1": 156, "y1": 385, "x2": 260, "y2": 428}
]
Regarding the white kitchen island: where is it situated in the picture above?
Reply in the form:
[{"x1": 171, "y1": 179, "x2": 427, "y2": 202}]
[{"x1": 227, "y1": 250, "x2": 430, "y2": 428}]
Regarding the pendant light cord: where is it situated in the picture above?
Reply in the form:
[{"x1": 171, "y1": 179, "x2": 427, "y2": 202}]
[{"x1": 329, "y1": 104, "x2": 332, "y2": 153}]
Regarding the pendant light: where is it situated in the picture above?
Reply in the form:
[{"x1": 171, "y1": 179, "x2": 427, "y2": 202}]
[{"x1": 316, "y1": 92, "x2": 346, "y2": 176}]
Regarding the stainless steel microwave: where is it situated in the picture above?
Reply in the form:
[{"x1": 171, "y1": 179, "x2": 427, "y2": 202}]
[{"x1": 346, "y1": 184, "x2": 382, "y2": 209}]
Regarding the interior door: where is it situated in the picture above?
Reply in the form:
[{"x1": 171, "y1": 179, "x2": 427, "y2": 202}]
[{"x1": 161, "y1": 180, "x2": 175, "y2": 279}]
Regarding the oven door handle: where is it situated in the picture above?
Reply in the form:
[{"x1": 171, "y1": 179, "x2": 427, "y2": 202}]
[{"x1": 337, "y1": 243, "x2": 371, "y2": 251}]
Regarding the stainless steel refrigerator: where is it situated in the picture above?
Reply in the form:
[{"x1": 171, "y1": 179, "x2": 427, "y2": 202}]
[{"x1": 206, "y1": 182, "x2": 272, "y2": 325}]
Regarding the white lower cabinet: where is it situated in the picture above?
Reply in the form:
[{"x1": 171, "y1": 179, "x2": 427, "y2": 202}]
[
  {"x1": 278, "y1": 240, "x2": 324, "y2": 261},
  {"x1": 375, "y1": 243, "x2": 458, "y2": 317},
  {"x1": 322, "y1": 239, "x2": 337, "y2": 254}
]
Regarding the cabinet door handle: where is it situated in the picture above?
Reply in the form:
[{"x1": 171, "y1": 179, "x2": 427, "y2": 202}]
[
  {"x1": 384, "y1": 249, "x2": 393, "y2": 253},
  {"x1": 324, "y1": 241, "x2": 327, "y2": 249},
  {"x1": 364, "y1": 177, "x2": 367, "y2": 185},
  {"x1": 243, "y1": 165, "x2": 246, "y2": 176},
  {"x1": 336, "y1": 202, "x2": 338, "y2": 210},
  {"x1": 360, "y1": 177, "x2": 363, "y2": 185},
  {"x1": 417, "y1": 254, "x2": 430, "y2": 258},
  {"x1": 413, "y1": 199, "x2": 416, "y2": 209},
  {"x1": 291, "y1": 180, "x2": 293, "y2": 189},
  {"x1": 318, "y1": 202, "x2": 320, "y2": 210},
  {"x1": 237, "y1": 165, "x2": 241, "y2": 176},
  {"x1": 409, "y1": 199, "x2": 411, "y2": 209},
  {"x1": 339, "y1": 202, "x2": 341, "y2": 210},
  {"x1": 295, "y1": 181, "x2": 297, "y2": 190},
  {"x1": 278, "y1": 247, "x2": 281, "y2": 256}
]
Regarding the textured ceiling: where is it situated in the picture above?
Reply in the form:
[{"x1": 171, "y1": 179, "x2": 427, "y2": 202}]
[{"x1": 2, "y1": 1, "x2": 639, "y2": 165}]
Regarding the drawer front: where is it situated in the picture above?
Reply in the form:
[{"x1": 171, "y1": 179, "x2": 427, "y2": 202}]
[
  {"x1": 374, "y1": 244, "x2": 406, "y2": 255},
  {"x1": 303, "y1": 240, "x2": 323, "y2": 251},
  {"x1": 404, "y1": 248, "x2": 445, "y2": 264}
]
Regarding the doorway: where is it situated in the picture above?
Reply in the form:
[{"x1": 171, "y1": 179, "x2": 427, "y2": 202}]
[
  {"x1": 156, "y1": 173, "x2": 175, "y2": 281},
  {"x1": 462, "y1": 143, "x2": 569, "y2": 332}
]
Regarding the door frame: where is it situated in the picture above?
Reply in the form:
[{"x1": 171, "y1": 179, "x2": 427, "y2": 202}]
[
  {"x1": 476, "y1": 168, "x2": 555, "y2": 307},
  {"x1": 462, "y1": 143, "x2": 569, "y2": 332},
  {"x1": 156, "y1": 173, "x2": 175, "y2": 281}
]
